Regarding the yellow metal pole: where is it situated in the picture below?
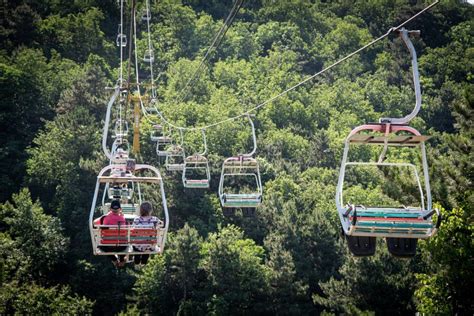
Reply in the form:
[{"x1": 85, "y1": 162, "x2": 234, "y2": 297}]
[
  {"x1": 129, "y1": 93, "x2": 150, "y2": 154},
  {"x1": 130, "y1": 94, "x2": 141, "y2": 154}
]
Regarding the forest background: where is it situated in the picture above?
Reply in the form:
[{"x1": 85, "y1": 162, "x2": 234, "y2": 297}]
[{"x1": 0, "y1": 0, "x2": 473, "y2": 314}]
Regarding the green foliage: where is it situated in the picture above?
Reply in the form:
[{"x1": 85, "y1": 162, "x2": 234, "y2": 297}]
[
  {"x1": 315, "y1": 250, "x2": 419, "y2": 315},
  {"x1": 1, "y1": 0, "x2": 473, "y2": 314},
  {"x1": 134, "y1": 255, "x2": 168, "y2": 313},
  {"x1": 165, "y1": 224, "x2": 203, "y2": 303},
  {"x1": 0, "y1": 188, "x2": 68, "y2": 283},
  {"x1": 200, "y1": 225, "x2": 270, "y2": 314},
  {"x1": 415, "y1": 206, "x2": 474, "y2": 314},
  {"x1": 0, "y1": 282, "x2": 94, "y2": 315},
  {"x1": 38, "y1": 8, "x2": 114, "y2": 62}
]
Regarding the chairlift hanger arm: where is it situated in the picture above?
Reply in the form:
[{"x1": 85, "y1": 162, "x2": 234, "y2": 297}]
[
  {"x1": 379, "y1": 28, "x2": 421, "y2": 124},
  {"x1": 102, "y1": 88, "x2": 121, "y2": 160},
  {"x1": 200, "y1": 129, "x2": 208, "y2": 156},
  {"x1": 242, "y1": 115, "x2": 257, "y2": 157}
]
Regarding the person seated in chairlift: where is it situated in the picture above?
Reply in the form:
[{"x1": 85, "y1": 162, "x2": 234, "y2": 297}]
[
  {"x1": 100, "y1": 200, "x2": 127, "y2": 268},
  {"x1": 132, "y1": 201, "x2": 162, "y2": 266}
]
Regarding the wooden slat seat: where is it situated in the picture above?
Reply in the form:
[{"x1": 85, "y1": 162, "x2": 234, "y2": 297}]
[
  {"x1": 130, "y1": 228, "x2": 158, "y2": 244},
  {"x1": 223, "y1": 159, "x2": 258, "y2": 167},
  {"x1": 99, "y1": 227, "x2": 130, "y2": 245},
  {"x1": 121, "y1": 204, "x2": 137, "y2": 215},
  {"x1": 97, "y1": 226, "x2": 160, "y2": 247},
  {"x1": 346, "y1": 207, "x2": 434, "y2": 237},
  {"x1": 99, "y1": 176, "x2": 161, "y2": 183}
]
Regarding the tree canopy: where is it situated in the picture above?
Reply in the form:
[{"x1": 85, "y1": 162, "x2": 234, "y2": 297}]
[{"x1": 0, "y1": 0, "x2": 472, "y2": 314}]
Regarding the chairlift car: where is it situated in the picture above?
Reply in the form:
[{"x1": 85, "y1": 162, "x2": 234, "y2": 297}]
[
  {"x1": 165, "y1": 145, "x2": 185, "y2": 171},
  {"x1": 218, "y1": 115, "x2": 262, "y2": 216},
  {"x1": 183, "y1": 129, "x2": 211, "y2": 188},
  {"x1": 145, "y1": 99, "x2": 158, "y2": 114},
  {"x1": 144, "y1": 97, "x2": 159, "y2": 114},
  {"x1": 116, "y1": 33, "x2": 127, "y2": 47},
  {"x1": 141, "y1": 7, "x2": 151, "y2": 22},
  {"x1": 335, "y1": 28, "x2": 440, "y2": 258},
  {"x1": 150, "y1": 124, "x2": 163, "y2": 141},
  {"x1": 150, "y1": 124, "x2": 173, "y2": 156},
  {"x1": 89, "y1": 161, "x2": 169, "y2": 257},
  {"x1": 163, "y1": 129, "x2": 185, "y2": 171},
  {"x1": 143, "y1": 49, "x2": 155, "y2": 63},
  {"x1": 102, "y1": 180, "x2": 139, "y2": 216},
  {"x1": 113, "y1": 119, "x2": 129, "y2": 139}
]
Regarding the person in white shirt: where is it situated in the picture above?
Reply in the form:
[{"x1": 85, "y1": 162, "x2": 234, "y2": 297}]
[{"x1": 132, "y1": 201, "x2": 161, "y2": 265}]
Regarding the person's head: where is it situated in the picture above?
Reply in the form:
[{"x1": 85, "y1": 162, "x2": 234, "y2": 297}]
[
  {"x1": 140, "y1": 201, "x2": 153, "y2": 217},
  {"x1": 110, "y1": 200, "x2": 121, "y2": 213}
]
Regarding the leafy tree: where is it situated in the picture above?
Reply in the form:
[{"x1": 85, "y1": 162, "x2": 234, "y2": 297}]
[
  {"x1": 0, "y1": 188, "x2": 68, "y2": 283},
  {"x1": 315, "y1": 249, "x2": 420, "y2": 315},
  {"x1": 264, "y1": 233, "x2": 308, "y2": 314},
  {"x1": 164, "y1": 224, "x2": 204, "y2": 314},
  {"x1": 200, "y1": 225, "x2": 270, "y2": 314},
  {"x1": 415, "y1": 206, "x2": 474, "y2": 314},
  {"x1": 0, "y1": 63, "x2": 43, "y2": 201},
  {"x1": 1, "y1": 1, "x2": 473, "y2": 314},
  {"x1": 0, "y1": 282, "x2": 93, "y2": 315},
  {"x1": 134, "y1": 255, "x2": 168, "y2": 314},
  {"x1": 38, "y1": 8, "x2": 114, "y2": 62},
  {"x1": 0, "y1": 3, "x2": 40, "y2": 51}
]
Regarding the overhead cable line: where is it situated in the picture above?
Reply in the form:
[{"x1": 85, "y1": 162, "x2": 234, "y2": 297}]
[
  {"x1": 175, "y1": 0, "x2": 245, "y2": 104},
  {"x1": 118, "y1": 0, "x2": 124, "y2": 138},
  {"x1": 140, "y1": 0, "x2": 439, "y2": 132},
  {"x1": 144, "y1": 0, "x2": 157, "y2": 99}
]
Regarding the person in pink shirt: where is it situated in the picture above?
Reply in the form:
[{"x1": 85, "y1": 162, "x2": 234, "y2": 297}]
[
  {"x1": 99, "y1": 200, "x2": 127, "y2": 267},
  {"x1": 102, "y1": 201, "x2": 126, "y2": 225}
]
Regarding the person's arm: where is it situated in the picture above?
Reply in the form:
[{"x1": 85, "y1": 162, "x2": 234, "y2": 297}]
[
  {"x1": 102, "y1": 215, "x2": 110, "y2": 225},
  {"x1": 93, "y1": 217, "x2": 102, "y2": 226},
  {"x1": 153, "y1": 216, "x2": 163, "y2": 227}
]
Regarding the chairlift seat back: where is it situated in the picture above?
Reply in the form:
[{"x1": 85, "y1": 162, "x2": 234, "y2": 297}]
[
  {"x1": 166, "y1": 163, "x2": 184, "y2": 171},
  {"x1": 95, "y1": 226, "x2": 164, "y2": 255}
]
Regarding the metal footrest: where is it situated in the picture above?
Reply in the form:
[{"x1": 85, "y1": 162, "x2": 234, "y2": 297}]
[
  {"x1": 242, "y1": 208, "x2": 256, "y2": 217},
  {"x1": 223, "y1": 208, "x2": 236, "y2": 217},
  {"x1": 346, "y1": 235, "x2": 376, "y2": 256},
  {"x1": 386, "y1": 237, "x2": 418, "y2": 258}
]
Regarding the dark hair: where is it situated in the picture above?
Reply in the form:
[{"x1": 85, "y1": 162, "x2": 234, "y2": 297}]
[
  {"x1": 140, "y1": 201, "x2": 153, "y2": 217},
  {"x1": 110, "y1": 200, "x2": 121, "y2": 211}
]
